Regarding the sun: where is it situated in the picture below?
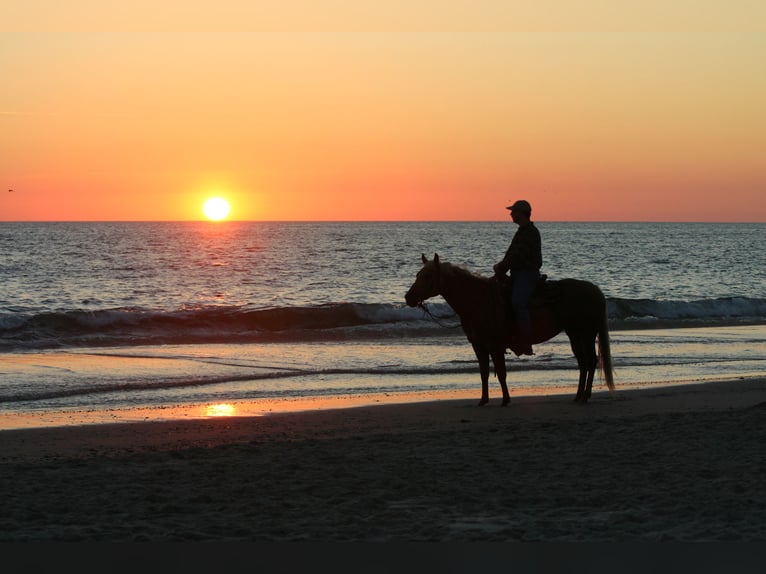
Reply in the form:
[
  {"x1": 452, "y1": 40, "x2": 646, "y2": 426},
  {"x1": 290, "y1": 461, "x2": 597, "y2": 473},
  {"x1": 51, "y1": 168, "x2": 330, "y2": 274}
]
[{"x1": 202, "y1": 197, "x2": 231, "y2": 221}]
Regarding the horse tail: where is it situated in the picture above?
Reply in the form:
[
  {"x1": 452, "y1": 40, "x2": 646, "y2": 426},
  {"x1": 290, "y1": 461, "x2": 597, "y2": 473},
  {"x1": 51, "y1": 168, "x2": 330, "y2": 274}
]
[{"x1": 597, "y1": 298, "x2": 616, "y2": 395}]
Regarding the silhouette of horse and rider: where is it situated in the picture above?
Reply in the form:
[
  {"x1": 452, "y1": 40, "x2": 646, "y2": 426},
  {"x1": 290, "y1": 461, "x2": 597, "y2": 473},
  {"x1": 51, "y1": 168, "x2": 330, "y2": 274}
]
[{"x1": 405, "y1": 200, "x2": 615, "y2": 406}]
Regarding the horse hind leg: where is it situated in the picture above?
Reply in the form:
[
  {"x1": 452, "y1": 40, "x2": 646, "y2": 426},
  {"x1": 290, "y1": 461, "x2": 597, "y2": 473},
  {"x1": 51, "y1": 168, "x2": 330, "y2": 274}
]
[
  {"x1": 583, "y1": 334, "x2": 600, "y2": 401},
  {"x1": 575, "y1": 365, "x2": 588, "y2": 403},
  {"x1": 569, "y1": 333, "x2": 592, "y2": 403},
  {"x1": 574, "y1": 336, "x2": 599, "y2": 403},
  {"x1": 582, "y1": 362, "x2": 596, "y2": 402}
]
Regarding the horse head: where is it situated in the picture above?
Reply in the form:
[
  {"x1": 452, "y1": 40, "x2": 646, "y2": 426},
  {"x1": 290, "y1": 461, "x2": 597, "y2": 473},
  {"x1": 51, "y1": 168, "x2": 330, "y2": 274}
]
[{"x1": 405, "y1": 253, "x2": 442, "y2": 307}]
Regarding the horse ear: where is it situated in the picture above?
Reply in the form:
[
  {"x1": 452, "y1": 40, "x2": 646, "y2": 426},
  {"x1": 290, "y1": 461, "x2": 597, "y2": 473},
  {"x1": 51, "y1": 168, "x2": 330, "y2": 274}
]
[
  {"x1": 434, "y1": 253, "x2": 440, "y2": 266},
  {"x1": 421, "y1": 253, "x2": 428, "y2": 265}
]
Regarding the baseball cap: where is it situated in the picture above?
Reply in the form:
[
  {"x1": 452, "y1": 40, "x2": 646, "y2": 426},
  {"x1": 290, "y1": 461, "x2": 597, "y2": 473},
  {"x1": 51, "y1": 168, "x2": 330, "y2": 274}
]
[{"x1": 506, "y1": 199, "x2": 532, "y2": 213}]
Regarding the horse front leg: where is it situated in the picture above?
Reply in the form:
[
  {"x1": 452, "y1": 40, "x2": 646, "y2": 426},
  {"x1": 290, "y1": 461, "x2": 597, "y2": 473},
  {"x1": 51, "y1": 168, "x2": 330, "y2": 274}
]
[
  {"x1": 472, "y1": 342, "x2": 490, "y2": 406},
  {"x1": 490, "y1": 348, "x2": 510, "y2": 406}
]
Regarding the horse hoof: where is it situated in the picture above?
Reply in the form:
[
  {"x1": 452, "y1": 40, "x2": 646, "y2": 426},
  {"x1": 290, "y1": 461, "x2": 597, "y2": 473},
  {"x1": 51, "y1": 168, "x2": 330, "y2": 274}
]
[
  {"x1": 477, "y1": 399, "x2": 488, "y2": 407},
  {"x1": 501, "y1": 400, "x2": 510, "y2": 407}
]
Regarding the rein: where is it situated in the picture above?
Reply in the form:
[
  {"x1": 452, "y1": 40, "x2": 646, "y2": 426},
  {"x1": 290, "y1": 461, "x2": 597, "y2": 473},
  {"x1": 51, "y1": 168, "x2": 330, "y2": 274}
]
[{"x1": 417, "y1": 302, "x2": 462, "y2": 329}]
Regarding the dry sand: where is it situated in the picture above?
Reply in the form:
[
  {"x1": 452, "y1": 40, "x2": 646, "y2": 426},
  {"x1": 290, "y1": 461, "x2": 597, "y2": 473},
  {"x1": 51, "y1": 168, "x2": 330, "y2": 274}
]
[{"x1": 1, "y1": 378, "x2": 765, "y2": 542}]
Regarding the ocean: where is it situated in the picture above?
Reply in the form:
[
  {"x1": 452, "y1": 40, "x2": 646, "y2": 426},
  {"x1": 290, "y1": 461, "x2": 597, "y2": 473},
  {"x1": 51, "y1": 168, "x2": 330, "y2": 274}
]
[{"x1": 1, "y1": 221, "x2": 765, "y2": 427}]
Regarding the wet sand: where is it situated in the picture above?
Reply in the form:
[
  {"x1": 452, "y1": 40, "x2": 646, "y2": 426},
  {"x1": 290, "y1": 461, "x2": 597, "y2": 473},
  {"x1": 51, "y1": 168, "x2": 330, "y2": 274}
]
[{"x1": 1, "y1": 378, "x2": 765, "y2": 541}]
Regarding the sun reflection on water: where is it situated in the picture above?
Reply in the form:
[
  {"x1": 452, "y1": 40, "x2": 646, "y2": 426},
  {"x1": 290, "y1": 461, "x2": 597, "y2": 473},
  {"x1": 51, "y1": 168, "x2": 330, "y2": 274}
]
[{"x1": 204, "y1": 403, "x2": 237, "y2": 417}]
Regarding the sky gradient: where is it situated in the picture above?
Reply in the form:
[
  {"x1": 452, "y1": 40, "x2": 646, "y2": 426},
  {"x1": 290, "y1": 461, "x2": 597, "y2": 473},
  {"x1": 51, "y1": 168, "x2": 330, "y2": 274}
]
[{"x1": 2, "y1": 3, "x2": 765, "y2": 221}]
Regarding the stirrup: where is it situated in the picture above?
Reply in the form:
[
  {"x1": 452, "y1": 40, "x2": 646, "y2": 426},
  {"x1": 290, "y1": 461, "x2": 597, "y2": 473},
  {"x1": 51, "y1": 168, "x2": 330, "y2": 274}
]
[{"x1": 509, "y1": 341, "x2": 534, "y2": 357}]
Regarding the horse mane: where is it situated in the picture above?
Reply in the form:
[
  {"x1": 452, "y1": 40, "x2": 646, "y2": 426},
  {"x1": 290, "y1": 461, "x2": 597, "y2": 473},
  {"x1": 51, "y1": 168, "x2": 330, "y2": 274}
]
[{"x1": 439, "y1": 261, "x2": 491, "y2": 283}]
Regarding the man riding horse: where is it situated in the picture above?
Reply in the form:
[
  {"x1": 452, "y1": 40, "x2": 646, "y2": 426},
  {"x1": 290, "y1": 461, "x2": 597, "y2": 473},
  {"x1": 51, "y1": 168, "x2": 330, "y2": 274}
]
[{"x1": 493, "y1": 199, "x2": 542, "y2": 356}]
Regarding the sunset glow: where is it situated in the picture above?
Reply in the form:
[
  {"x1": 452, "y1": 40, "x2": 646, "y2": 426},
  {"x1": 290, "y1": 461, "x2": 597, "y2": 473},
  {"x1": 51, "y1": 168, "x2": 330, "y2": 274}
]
[
  {"x1": 2, "y1": 4, "x2": 765, "y2": 222},
  {"x1": 204, "y1": 403, "x2": 236, "y2": 417},
  {"x1": 203, "y1": 197, "x2": 231, "y2": 221}
]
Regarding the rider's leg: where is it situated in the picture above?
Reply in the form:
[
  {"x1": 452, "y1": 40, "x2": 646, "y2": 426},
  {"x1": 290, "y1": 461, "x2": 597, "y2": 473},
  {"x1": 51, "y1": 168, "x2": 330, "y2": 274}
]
[{"x1": 511, "y1": 270, "x2": 539, "y2": 355}]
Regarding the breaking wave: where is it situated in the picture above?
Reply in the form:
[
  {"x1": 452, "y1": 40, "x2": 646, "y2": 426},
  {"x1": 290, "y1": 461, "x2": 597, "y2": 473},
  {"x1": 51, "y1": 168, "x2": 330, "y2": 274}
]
[{"x1": 1, "y1": 296, "x2": 765, "y2": 351}]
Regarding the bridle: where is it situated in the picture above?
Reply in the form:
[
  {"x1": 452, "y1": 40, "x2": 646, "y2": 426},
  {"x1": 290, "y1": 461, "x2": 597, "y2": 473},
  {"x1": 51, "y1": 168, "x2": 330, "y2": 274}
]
[{"x1": 416, "y1": 301, "x2": 461, "y2": 329}]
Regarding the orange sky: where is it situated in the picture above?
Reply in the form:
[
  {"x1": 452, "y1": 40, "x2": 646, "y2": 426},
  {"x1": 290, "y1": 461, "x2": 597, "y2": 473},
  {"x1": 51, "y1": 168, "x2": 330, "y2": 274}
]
[{"x1": 2, "y1": 3, "x2": 765, "y2": 222}]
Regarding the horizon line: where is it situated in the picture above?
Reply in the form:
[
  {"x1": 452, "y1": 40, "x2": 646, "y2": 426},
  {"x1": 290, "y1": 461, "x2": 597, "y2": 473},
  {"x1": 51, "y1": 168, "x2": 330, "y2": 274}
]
[{"x1": 0, "y1": 219, "x2": 764, "y2": 224}]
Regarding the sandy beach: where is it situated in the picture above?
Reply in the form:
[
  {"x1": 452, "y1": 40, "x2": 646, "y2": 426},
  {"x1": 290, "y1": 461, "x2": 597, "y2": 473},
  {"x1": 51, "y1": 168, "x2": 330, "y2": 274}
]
[{"x1": 1, "y1": 378, "x2": 765, "y2": 542}]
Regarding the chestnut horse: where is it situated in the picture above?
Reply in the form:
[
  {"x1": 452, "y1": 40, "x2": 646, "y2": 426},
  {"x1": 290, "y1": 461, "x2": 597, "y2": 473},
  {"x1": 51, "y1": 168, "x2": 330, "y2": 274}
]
[{"x1": 405, "y1": 253, "x2": 615, "y2": 406}]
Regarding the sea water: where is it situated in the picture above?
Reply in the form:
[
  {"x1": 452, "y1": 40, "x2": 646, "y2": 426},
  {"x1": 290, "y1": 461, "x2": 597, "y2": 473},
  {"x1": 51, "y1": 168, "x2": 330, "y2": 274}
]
[{"x1": 1, "y1": 221, "x2": 765, "y2": 422}]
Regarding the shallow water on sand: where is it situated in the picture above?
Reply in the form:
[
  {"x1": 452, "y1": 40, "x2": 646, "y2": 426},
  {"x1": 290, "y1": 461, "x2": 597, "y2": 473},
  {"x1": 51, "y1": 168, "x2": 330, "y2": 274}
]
[{"x1": 1, "y1": 325, "x2": 764, "y2": 429}]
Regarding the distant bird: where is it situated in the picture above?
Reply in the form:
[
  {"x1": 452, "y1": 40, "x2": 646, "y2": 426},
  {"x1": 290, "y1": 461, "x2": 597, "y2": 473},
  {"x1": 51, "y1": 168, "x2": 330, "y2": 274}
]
[{"x1": 7, "y1": 189, "x2": 13, "y2": 192}]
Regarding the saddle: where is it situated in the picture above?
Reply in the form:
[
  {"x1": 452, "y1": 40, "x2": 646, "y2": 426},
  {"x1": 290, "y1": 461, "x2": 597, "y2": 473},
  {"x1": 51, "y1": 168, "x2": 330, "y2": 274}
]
[
  {"x1": 497, "y1": 274, "x2": 551, "y2": 356},
  {"x1": 497, "y1": 274, "x2": 550, "y2": 309},
  {"x1": 530, "y1": 274, "x2": 551, "y2": 308}
]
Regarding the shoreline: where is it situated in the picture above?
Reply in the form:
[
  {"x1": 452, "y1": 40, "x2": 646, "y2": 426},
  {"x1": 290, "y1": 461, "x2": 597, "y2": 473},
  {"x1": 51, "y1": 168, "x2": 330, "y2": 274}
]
[
  {"x1": 1, "y1": 374, "x2": 762, "y2": 434},
  {"x1": 2, "y1": 323, "x2": 763, "y2": 435},
  {"x1": 0, "y1": 384, "x2": 583, "y2": 432},
  {"x1": 1, "y1": 376, "x2": 765, "y2": 541},
  {"x1": 1, "y1": 377, "x2": 764, "y2": 460}
]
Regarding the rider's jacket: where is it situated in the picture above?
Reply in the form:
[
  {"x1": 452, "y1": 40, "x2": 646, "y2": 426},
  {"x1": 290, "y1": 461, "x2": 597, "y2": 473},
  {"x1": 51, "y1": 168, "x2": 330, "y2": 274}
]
[{"x1": 495, "y1": 222, "x2": 542, "y2": 275}]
